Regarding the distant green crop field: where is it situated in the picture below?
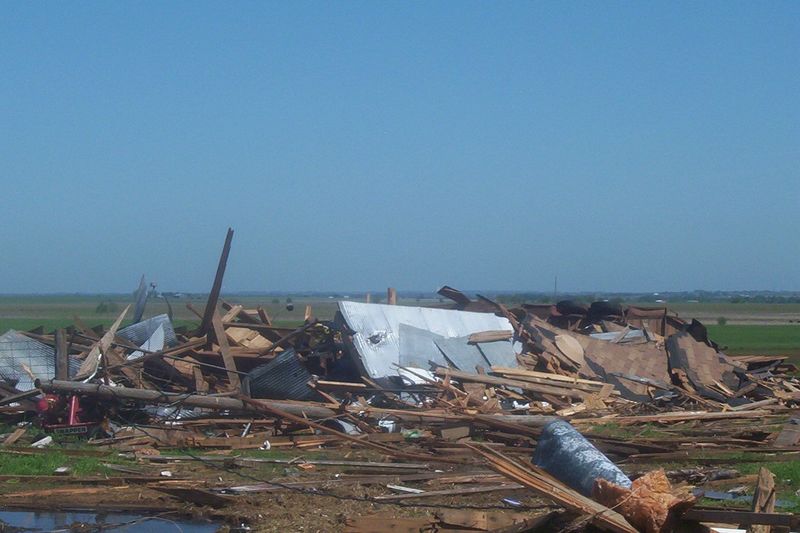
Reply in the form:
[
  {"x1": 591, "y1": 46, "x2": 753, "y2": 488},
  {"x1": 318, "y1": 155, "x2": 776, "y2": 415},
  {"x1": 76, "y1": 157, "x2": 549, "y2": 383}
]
[
  {"x1": 663, "y1": 302, "x2": 800, "y2": 325},
  {"x1": 1, "y1": 296, "x2": 798, "y2": 361},
  {"x1": 0, "y1": 293, "x2": 420, "y2": 334},
  {"x1": 707, "y1": 324, "x2": 800, "y2": 357},
  {"x1": 668, "y1": 302, "x2": 800, "y2": 315}
]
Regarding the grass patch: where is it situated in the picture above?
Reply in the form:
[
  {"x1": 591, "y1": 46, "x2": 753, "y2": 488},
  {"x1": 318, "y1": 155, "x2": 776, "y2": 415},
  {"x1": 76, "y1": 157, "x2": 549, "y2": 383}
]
[
  {"x1": 0, "y1": 450, "x2": 114, "y2": 476},
  {"x1": 707, "y1": 324, "x2": 800, "y2": 357},
  {"x1": 727, "y1": 461, "x2": 800, "y2": 512},
  {"x1": 736, "y1": 460, "x2": 800, "y2": 479}
]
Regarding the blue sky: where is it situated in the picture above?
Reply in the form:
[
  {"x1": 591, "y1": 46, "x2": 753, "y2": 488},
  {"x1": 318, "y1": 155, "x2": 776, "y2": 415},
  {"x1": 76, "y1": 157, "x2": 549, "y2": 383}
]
[{"x1": 1, "y1": 2, "x2": 798, "y2": 293}]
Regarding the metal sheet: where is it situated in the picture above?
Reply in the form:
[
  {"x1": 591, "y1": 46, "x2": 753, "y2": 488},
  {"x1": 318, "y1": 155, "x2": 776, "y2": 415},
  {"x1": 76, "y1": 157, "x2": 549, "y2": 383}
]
[
  {"x1": 589, "y1": 329, "x2": 646, "y2": 343},
  {"x1": 118, "y1": 314, "x2": 178, "y2": 348},
  {"x1": 127, "y1": 324, "x2": 165, "y2": 361},
  {"x1": 434, "y1": 336, "x2": 488, "y2": 371},
  {"x1": 0, "y1": 330, "x2": 55, "y2": 391},
  {"x1": 476, "y1": 340, "x2": 518, "y2": 368},
  {"x1": 132, "y1": 275, "x2": 149, "y2": 323},
  {"x1": 397, "y1": 323, "x2": 448, "y2": 369},
  {"x1": 244, "y1": 349, "x2": 320, "y2": 401},
  {"x1": 338, "y1": 301, "x2": 515, "y2": 379}
]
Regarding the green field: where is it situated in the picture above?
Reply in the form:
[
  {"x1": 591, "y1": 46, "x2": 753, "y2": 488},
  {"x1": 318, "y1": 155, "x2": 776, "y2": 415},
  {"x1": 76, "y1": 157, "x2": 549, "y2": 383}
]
[
  {"x1": 666, "y1": 302, "x2": 800, "y2": 325},
  {"x1": 0, "y1": 294, "x2": 418, "y2": 333},
  {"x1": 707, "y1": 324, "x2": 800, "y2": 357}
]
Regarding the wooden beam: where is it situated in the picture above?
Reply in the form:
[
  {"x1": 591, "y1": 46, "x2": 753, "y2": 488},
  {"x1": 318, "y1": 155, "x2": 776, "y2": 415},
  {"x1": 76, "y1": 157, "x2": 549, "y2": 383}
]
[
  {"x1": 372, "y1": 483, "x2": 523, "y2": 500},
  {"x1": 387, "y1": 287, "x2": 397, "y2": 305},
  {"x1": 201, "y1": 228, "x2": 234, "y2": 334},
  {"x1": 256, "y1": 307, "x2": 272, "y2": 326},
  {"x1": 748, "y1": 467, "x2": 776, "y2": 533},
  {"x1": 222, "y1": 300, "x2": 262, "y2": 324},
  {"x1": 74, "y1": 306, "x2": 130, "y2": 381},
  {"x1": 468, "y1": 444, "x2": 637, "y2": 533},
  {"x1": 55, "y1": 329, "x2": 68, "y2": 380},
  {"x1": 434, "y1": 368, "x2": 587, "y2": 401},
  {"x1": 211, "y1": 311, "x2": 241, "y2": 390}
]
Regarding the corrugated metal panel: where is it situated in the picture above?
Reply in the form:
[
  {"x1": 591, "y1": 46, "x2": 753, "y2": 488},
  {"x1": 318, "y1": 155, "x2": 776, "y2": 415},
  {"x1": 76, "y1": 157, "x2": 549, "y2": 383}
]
[
  {"x1": 338, "y1": 301, "x2": 516, "y2": 379},
  {"x1": 244, "y1": 349, "x2": 320, "y2": 401},
  {"x1": 127, "y1": 324, "x2": 165, "y2": 361},
  {"x1": 0, "y1": 330, "x2": 55, "y2": 391},
  {"x1": 118, "y1": 314, "x2": 178, "y2": 348}
]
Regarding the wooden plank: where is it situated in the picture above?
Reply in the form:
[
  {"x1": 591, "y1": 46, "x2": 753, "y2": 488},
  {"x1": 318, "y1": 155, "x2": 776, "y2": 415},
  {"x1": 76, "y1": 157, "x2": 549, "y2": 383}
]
[
  {"x1": 492, "y1": 371, "x2": 613, "y2": 394},
  {"x1": 200, "y1": 228, "x2": 234, "y2": 334},
  {"x1": 256, "y1": 307, "x2": 272, "y2": 326},
  {"x1": 1, "y1": 485, "x2": 130, "y2": 498},
  {"x1": 315, "y1": 380, "x2": 368, "y2": 390},
  {"x1": 491, "y1": 367, "x2": 608, "y2": 387},
  {"x1": 0, "y1": 389, "x2": 40, "y2": 408},
  {"x1": 2, "y1": 428, "x2": 27, "y2": 447},
  {"x1": 571, "y1": 410, "x2": 772, "y2": 426},
  {"x1": 104, "y1": 347, "x2": 144, "y2": 388},
  {"x1": 211, "y1": 311, "x2": 240, "y2": 390},
  {"x1": 220, "y1": 304, "x2": 243, "y2": 323},
  {"x1": 434, "y1": 368, "x2": 588, "y2": 400},
  {"x1": 469, "y1": 444, "x2": 637, "y2": 533},
  {"x1": 773, "y1": 425, "x2": 800, "y2": 447},
  {"x1": 193, "y1": 366, "x2": 208, "y2": 393},
  {"x1": 373, "y1": 483, "x2": 523, "y2": 500},
  {"x1": 468, "y1": 330, "x2": 513, "y2": 344},
  {"x1": 221, "y1": 300, "x2": 260, "y2": 324},
  {"x1": 730, "y1": 398, "x2": 779, "y2": 411},
  {"x1": 74, "y1": 306, "x2": 130, "y2": 381},
  {"x1": 748, "y1": 467, "x2": 776, "y2": 533}
]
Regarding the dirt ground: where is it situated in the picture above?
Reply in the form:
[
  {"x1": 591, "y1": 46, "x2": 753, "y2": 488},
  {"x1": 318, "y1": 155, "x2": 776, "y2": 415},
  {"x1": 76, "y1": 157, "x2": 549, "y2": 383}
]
[{"x1": 0, "y1": 446, "x2": 551, "y2": 532}]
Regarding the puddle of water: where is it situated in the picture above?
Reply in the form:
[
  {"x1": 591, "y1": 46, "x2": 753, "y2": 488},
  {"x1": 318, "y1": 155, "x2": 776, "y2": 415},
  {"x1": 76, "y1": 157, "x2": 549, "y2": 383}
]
[{"x1": 0, "y1": 510, "x2": 220, "y2": 532}]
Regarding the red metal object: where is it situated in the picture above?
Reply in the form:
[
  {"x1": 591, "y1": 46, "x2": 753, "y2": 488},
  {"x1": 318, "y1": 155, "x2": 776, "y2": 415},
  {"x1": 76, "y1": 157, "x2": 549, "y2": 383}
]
[{"x1": 36, "y1": 394, "x2": 101, "y2": 434}]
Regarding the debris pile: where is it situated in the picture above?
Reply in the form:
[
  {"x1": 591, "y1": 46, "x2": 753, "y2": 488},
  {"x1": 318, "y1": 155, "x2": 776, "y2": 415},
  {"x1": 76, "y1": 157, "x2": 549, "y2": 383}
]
[{"x1": 0, "y1": 229, "x2": 797, "y2": 532}]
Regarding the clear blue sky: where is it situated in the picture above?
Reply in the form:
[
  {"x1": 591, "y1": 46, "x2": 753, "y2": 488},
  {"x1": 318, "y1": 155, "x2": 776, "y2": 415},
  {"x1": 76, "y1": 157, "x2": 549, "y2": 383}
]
[{"x1": 1, "y1": 2, "x2": 798, "y2": 294}]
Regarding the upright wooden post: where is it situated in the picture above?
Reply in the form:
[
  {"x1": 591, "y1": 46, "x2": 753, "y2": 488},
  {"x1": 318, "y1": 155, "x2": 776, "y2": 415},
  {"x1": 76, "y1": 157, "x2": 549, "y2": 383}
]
[
  {"x1": 55, "y1": 329, "x2": 69, "y2": 380},
  {"x1": 749, "y1": 467, "x2": 776, "y2": 533},
  {"x1": 387, "y1": 287, "x2": 397, "y2": 305},
  {"x1": 211, "y1": 310, "x2": 241, "y2": 390}
]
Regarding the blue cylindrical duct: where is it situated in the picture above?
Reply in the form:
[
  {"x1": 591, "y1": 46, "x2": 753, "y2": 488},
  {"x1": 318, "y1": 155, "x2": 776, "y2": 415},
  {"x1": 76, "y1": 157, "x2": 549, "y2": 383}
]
[{"x1": 533, "y1": 419, "x2": 631, "y2": 496}]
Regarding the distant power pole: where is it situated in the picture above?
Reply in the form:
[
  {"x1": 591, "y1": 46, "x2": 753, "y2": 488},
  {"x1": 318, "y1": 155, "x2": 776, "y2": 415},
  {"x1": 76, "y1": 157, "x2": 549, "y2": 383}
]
[{"x1": 553, "y1": 275, "x2": 558, "y2": 302}]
